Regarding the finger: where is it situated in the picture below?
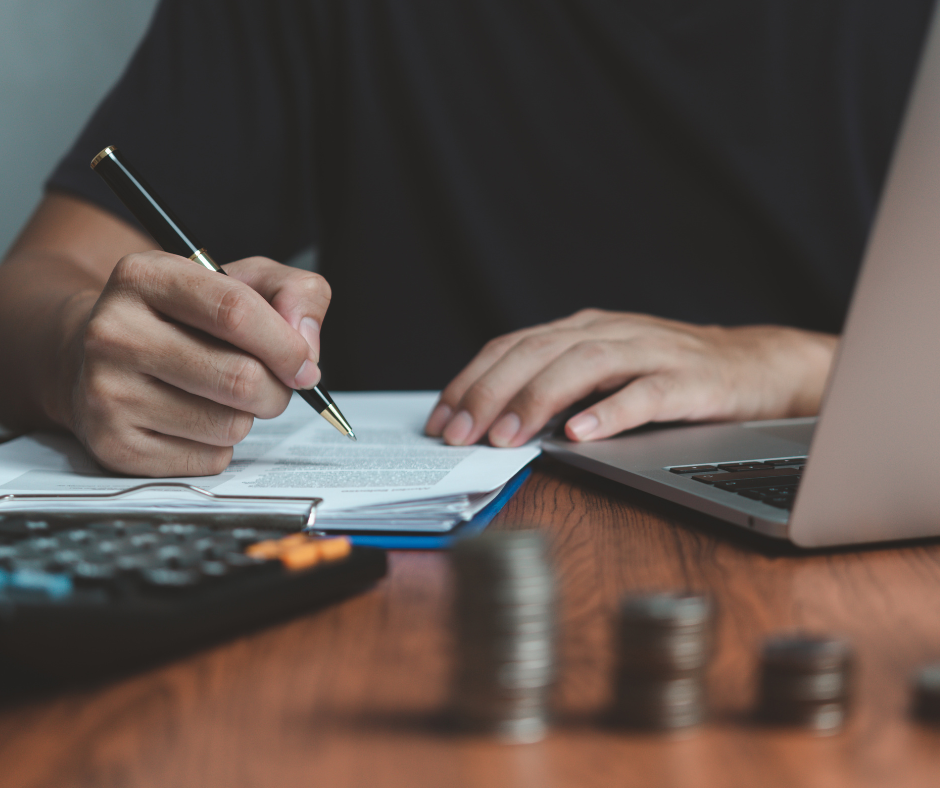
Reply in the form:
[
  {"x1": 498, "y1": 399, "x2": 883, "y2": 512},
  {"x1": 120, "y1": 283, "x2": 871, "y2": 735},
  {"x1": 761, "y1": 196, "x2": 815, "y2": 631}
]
[
  {"x1": 425, "y1": 326, "x2": 547, "y2": 436},
  {"x1": 565, "y1": 373, "x2": 688, "y2": 442},
  {"x1": 425, "y1": 310, "x2": 644, "y2": 437},
  {"x1": 84, "y1": 299, "x2": 292, "y2": 419},
  {"x1": 128, "y1": 377, "x2": 255, "y2": 447},
  {"x1": 489, "y1": 339, "x2": 663, "y2": 446},
  {"x1": 225, "y1": 257, "x2": 331, "y2": 360},
  {"x1": 110, "y1": 251, "x2": 320, "y2": 391},
  {"x1": 81, "y1": 420, "x2": 235, "y2": 478},
  {"x1": 441, "y1": 329, "x2": 589, "y2": 445}
]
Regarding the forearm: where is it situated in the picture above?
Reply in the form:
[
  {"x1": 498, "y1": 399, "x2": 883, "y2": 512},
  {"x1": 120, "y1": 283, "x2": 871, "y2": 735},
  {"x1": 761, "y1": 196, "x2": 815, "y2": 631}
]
[{"x1": 0, "y1": 251, "x2": 102, "y2": 432}]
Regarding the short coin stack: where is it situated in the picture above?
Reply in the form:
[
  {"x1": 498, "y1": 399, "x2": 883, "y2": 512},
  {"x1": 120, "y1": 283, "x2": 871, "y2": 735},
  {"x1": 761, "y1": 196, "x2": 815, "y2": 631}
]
[
  {"x1": 450, "y1": 531, "x2": 556, "y2": 743},
  {"x1": 757, "y1": 634, "x2": 854, "y2": 733},
  {"x1": 612, "y1": 592, "x2": 713, "y2": 731}
]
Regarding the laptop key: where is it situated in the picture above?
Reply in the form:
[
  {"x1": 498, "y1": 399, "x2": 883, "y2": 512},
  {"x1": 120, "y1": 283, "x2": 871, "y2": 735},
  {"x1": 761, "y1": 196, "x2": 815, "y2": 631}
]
[
  {"x1": 714, "y1": 475, "x2": 801, "y2": 491},
  {"x1": 669, "y1": 465, "x2": 719, "y2": 474},
  {"x1": 692, "y1": 468, "x2": 800, "y2": 484},
  {"x1": 716, "y1": 462, "x2": 773, "y2": 472},
  {"x1": 765, "y1": 458, "x2": 807, "y2": 466}
]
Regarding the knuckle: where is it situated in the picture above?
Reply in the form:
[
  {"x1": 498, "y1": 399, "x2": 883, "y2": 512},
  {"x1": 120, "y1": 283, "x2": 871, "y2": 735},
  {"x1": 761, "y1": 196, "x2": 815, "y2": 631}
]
[
  {"x1": 462, "y1": 379, "x2": 501, "y2": 410},
  {"x1": 574, "y1": 307, "x2": 605, "y2": 322},
  {"x1": 83, "y1": 312, "x2": 126, "y2": 357},
  {"x1": 85, "y1": 426, "x2": 140, "y2": 476},
  {"x1": 302, "y1": 272, "x2": 332, "y2": 302},
  {"x1": 110, "y1": 253, "x2": 145, "y2": 288},
  {"x1": 80, "y1": 369, "x2": 124, "y2": 416},
  {"x1": 255, "y1": 388, "x2": 291, "y2": 420},
  {"x1": 637, "y1": 375, "x2": 672, "y2": 408},
  {"x1": 573, "y1": 339, "x2": 613, "y2": 367},
  {"x1": 515, "y1": 383, "x2": 554, "y2": 416},
  {"x1": 221, "y1": 356, "x2": 266, "y2": 406},
  {"x1": 518, "y1": 332, "x2": 558, "y2": 355},
  {"x1": 223, "y1": 411, "x2": 255, "y2": 444},
  {"x1": 483, "y1": 331, "x2": 524, "y2": 356},
  {"x1": 188, "y1": 447, "x2": 233, "y2": 477},
  {"x1": 214, "y1": 286, "x2": 252, "y2": 335}
]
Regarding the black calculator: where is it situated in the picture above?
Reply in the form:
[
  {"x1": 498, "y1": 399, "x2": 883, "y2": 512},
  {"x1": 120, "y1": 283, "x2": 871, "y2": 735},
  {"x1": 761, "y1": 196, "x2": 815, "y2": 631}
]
[{"x1": 0, "y1": 518, "x2": 386, "y2": 682}]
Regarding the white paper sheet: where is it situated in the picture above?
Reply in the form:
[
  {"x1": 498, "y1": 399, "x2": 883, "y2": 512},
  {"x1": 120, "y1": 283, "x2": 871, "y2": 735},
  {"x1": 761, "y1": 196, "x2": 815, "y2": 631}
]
[{"x1": 0, "y1": 392, "x2": 540, "y2": 532}]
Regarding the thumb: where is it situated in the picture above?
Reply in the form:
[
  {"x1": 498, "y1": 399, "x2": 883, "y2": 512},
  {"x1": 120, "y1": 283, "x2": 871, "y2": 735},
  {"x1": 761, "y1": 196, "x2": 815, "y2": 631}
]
[{"x1": 225, "y1": 256, "x2": 332, "y2": 361}]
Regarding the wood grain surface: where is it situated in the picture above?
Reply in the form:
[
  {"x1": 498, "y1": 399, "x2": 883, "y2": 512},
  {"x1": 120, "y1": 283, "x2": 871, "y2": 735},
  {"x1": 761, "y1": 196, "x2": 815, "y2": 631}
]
[{"x1": 1, "y1": 457, "x2": 939, "y2": 788}]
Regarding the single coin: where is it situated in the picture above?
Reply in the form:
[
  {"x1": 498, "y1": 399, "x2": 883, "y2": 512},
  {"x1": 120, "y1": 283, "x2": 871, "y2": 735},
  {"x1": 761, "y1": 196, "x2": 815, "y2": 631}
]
[
  {"x1": 612, "y1": 703, "x2": 706, "y2": 731},
  {"x1": 619, "y1": 592, "x2": 713, "y2": 629},
  {"x1": 761, "y1": 634, "x2": 854, "y2": 674},
  {"x1": 759, "y1": 669, "x2": 852, "y2": 704},
  {"x1": 457, "y1": 636, "x2": 555, "y2": 661},
  {"x1": 615, "y1": 675, "x2": 706, "y2": 708},
  {"x1": 758, "y1": 699, "x2": 847, "y2": 732},
  {"x1": 617, "y1": 633, "x2": 711, "y2": 674}
]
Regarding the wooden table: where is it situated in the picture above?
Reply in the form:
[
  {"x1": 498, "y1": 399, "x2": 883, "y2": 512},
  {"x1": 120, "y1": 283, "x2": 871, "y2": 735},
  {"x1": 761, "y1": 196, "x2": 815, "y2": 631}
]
[{"x1": 2, "y1": 458, "x2": 940, "y2": 788}]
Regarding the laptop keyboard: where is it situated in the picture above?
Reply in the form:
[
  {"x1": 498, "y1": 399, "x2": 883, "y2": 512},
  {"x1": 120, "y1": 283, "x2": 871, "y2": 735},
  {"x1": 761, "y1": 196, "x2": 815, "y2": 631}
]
[{"x1": 668, "y1": 457, "x2": 806, "y2": 511}]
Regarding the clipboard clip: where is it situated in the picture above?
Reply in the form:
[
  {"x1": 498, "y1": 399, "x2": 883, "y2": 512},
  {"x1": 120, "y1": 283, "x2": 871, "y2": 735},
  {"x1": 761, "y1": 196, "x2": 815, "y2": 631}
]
[{"x1": 0, "y1": 482, "x2": 322, "y2": 531}]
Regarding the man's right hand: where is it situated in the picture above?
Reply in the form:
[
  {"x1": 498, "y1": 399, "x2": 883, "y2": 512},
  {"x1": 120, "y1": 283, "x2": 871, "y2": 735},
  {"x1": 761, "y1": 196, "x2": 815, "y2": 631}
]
[
  {"x1": 68, "y1": 252, "x2": 330, "y2": 476},
  {"x1": 0, "y1": 192, "x2": 330, "y2": 477}
]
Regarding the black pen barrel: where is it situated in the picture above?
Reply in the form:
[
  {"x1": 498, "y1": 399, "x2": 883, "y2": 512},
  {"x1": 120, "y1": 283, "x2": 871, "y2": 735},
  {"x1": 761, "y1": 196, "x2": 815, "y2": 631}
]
[
  {"x1": 89, "y1": 145, "x2": 357, "y2": 440},
  {"x1": 90, "y1": 146, "x2": 204, "y2": 260}
]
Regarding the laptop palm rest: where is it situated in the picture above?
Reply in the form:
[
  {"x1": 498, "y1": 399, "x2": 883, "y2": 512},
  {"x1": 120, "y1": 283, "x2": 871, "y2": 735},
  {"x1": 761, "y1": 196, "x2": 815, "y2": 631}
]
[{"x1": 542, "y1": 419, "x2": 815, "y2": 540}]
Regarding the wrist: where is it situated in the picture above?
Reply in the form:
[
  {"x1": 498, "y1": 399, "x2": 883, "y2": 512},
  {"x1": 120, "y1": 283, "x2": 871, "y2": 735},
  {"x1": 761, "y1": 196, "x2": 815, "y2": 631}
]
[{"x1": 779, "y1": 328, "x2": 839, "y2": 417}]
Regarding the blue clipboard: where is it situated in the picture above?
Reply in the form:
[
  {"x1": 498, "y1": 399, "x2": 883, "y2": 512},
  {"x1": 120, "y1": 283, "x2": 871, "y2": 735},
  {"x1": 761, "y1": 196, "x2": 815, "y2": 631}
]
[{"x1": 344, "y1": 465, "x2": 533, "y2": 550}]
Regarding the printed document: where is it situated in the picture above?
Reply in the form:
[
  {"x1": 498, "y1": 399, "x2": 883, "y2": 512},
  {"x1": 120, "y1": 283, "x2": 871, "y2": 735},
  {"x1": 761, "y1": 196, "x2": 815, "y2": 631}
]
[{"x1": 0, "y1": 392, "x2": 540, "y2": 532}]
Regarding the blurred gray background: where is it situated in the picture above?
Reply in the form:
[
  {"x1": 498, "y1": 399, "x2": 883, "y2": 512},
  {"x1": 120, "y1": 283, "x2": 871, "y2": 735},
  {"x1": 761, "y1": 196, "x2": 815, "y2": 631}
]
[{"x1": 0, "y1": 0, "x2": 160, "y2": 257}]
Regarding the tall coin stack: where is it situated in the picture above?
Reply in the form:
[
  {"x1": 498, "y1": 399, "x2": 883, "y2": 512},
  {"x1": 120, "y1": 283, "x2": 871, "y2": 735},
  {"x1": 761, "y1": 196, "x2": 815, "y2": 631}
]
[
  {"x1": 757, "y1": 634, "x2": 854, "y2": 733},
  {"x1": 450, "y1": 531, "x2": 556, "y2": 743},
  {"x1": 612, "y1": 592, "x2": 713, "y2": 731}
]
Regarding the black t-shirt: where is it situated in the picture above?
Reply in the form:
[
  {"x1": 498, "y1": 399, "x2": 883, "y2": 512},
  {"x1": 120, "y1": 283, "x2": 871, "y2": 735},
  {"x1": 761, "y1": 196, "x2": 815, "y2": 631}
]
[{"x1": 48, "y1": 0, "x2": 933, "y2": 390}]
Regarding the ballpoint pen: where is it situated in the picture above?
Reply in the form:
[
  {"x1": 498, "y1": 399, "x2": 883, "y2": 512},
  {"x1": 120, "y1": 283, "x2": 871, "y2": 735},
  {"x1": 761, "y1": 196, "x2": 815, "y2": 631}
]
[{"x1": 90, "y1": 145, "x2": 356, "y2": 440}]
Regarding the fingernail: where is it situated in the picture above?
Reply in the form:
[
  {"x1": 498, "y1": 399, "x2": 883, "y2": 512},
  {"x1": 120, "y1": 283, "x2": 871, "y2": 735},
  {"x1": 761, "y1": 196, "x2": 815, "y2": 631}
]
[
  {"x1": 489, "y1": 412, "x2": 521, "y2": 447},
  {"x1": 443, "y1": 410, "x2": 474, "y2": 445},
  {"x1": 300, "y1": 317, "x2": 320, "y2": 360},
  {"x1": 294, "y1": 359, "x2": 321, "y2": 390},
  {"x1": 425, "y1": 402, "x2": 453, "y2": 436},
  {"x1": 567, "y1": 412, "x2": 599, "y2": 441}
]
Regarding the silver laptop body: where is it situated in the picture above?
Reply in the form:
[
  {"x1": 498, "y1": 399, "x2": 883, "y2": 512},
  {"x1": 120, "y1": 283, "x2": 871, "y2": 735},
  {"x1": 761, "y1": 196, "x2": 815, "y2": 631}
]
[{"x1": 543, "y1": 5, "x2": 940, "y2": 548}]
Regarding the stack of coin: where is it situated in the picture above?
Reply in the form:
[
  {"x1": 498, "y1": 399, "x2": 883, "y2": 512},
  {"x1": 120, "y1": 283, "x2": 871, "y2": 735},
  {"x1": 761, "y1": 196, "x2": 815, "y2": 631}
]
[
  {"x1": 912, "y1": 663, "x2": 940, "y2": 722},
  {"x1": 612, "y1": 592, "x2": 713, "y2": 730},
  {"x1": 450, "y1": 531, "x2": 556, "y2": 743},
  {"x1": 757, "y1": 634, "x2": 854, "y2": 733}
]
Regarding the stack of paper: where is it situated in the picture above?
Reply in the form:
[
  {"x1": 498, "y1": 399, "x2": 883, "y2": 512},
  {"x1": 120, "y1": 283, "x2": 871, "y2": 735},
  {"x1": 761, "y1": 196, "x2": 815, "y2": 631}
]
[{"x1": 0, "y1": 392, "x2": 540, "y2": 534}]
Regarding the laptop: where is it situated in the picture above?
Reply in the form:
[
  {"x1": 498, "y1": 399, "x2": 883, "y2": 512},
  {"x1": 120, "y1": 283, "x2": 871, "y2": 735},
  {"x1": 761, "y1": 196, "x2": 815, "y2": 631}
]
[{"x1": 542, "y1": 6, "x2": 940, "y2": 548}]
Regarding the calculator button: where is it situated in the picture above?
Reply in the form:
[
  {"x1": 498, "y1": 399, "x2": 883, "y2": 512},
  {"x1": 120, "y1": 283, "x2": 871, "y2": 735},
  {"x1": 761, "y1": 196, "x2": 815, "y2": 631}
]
[
  {"x1": 130, "y1": 533, "x2": 160, "y2": 549},
  {"x1": 231, "y1": 528, "x2": 284, "y2": 548},
  {"x1": 156, "y1": 545, "x2": 201, "y2": 568},
  {"x1": 193, "y1": 535, "x2": 240, "y2": 558},
  {"x1": 5, "y1": 569, "x2": 73, "y2": 600},
  {"x1": 72, "y1": 559, "x2": 119, "y2": 583},
  {"x1": 0, "y1": 519, "x2": 51, "y2": 538},
  {"x1": 199, "y1": 560, "x2": 231, "y2": 578},
  {"x1": 46, "y1": 549, "x2": 84, "y2": 571},
  {"x1": 140, "y1": 567, "x2": 201, "y2": 589}
]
